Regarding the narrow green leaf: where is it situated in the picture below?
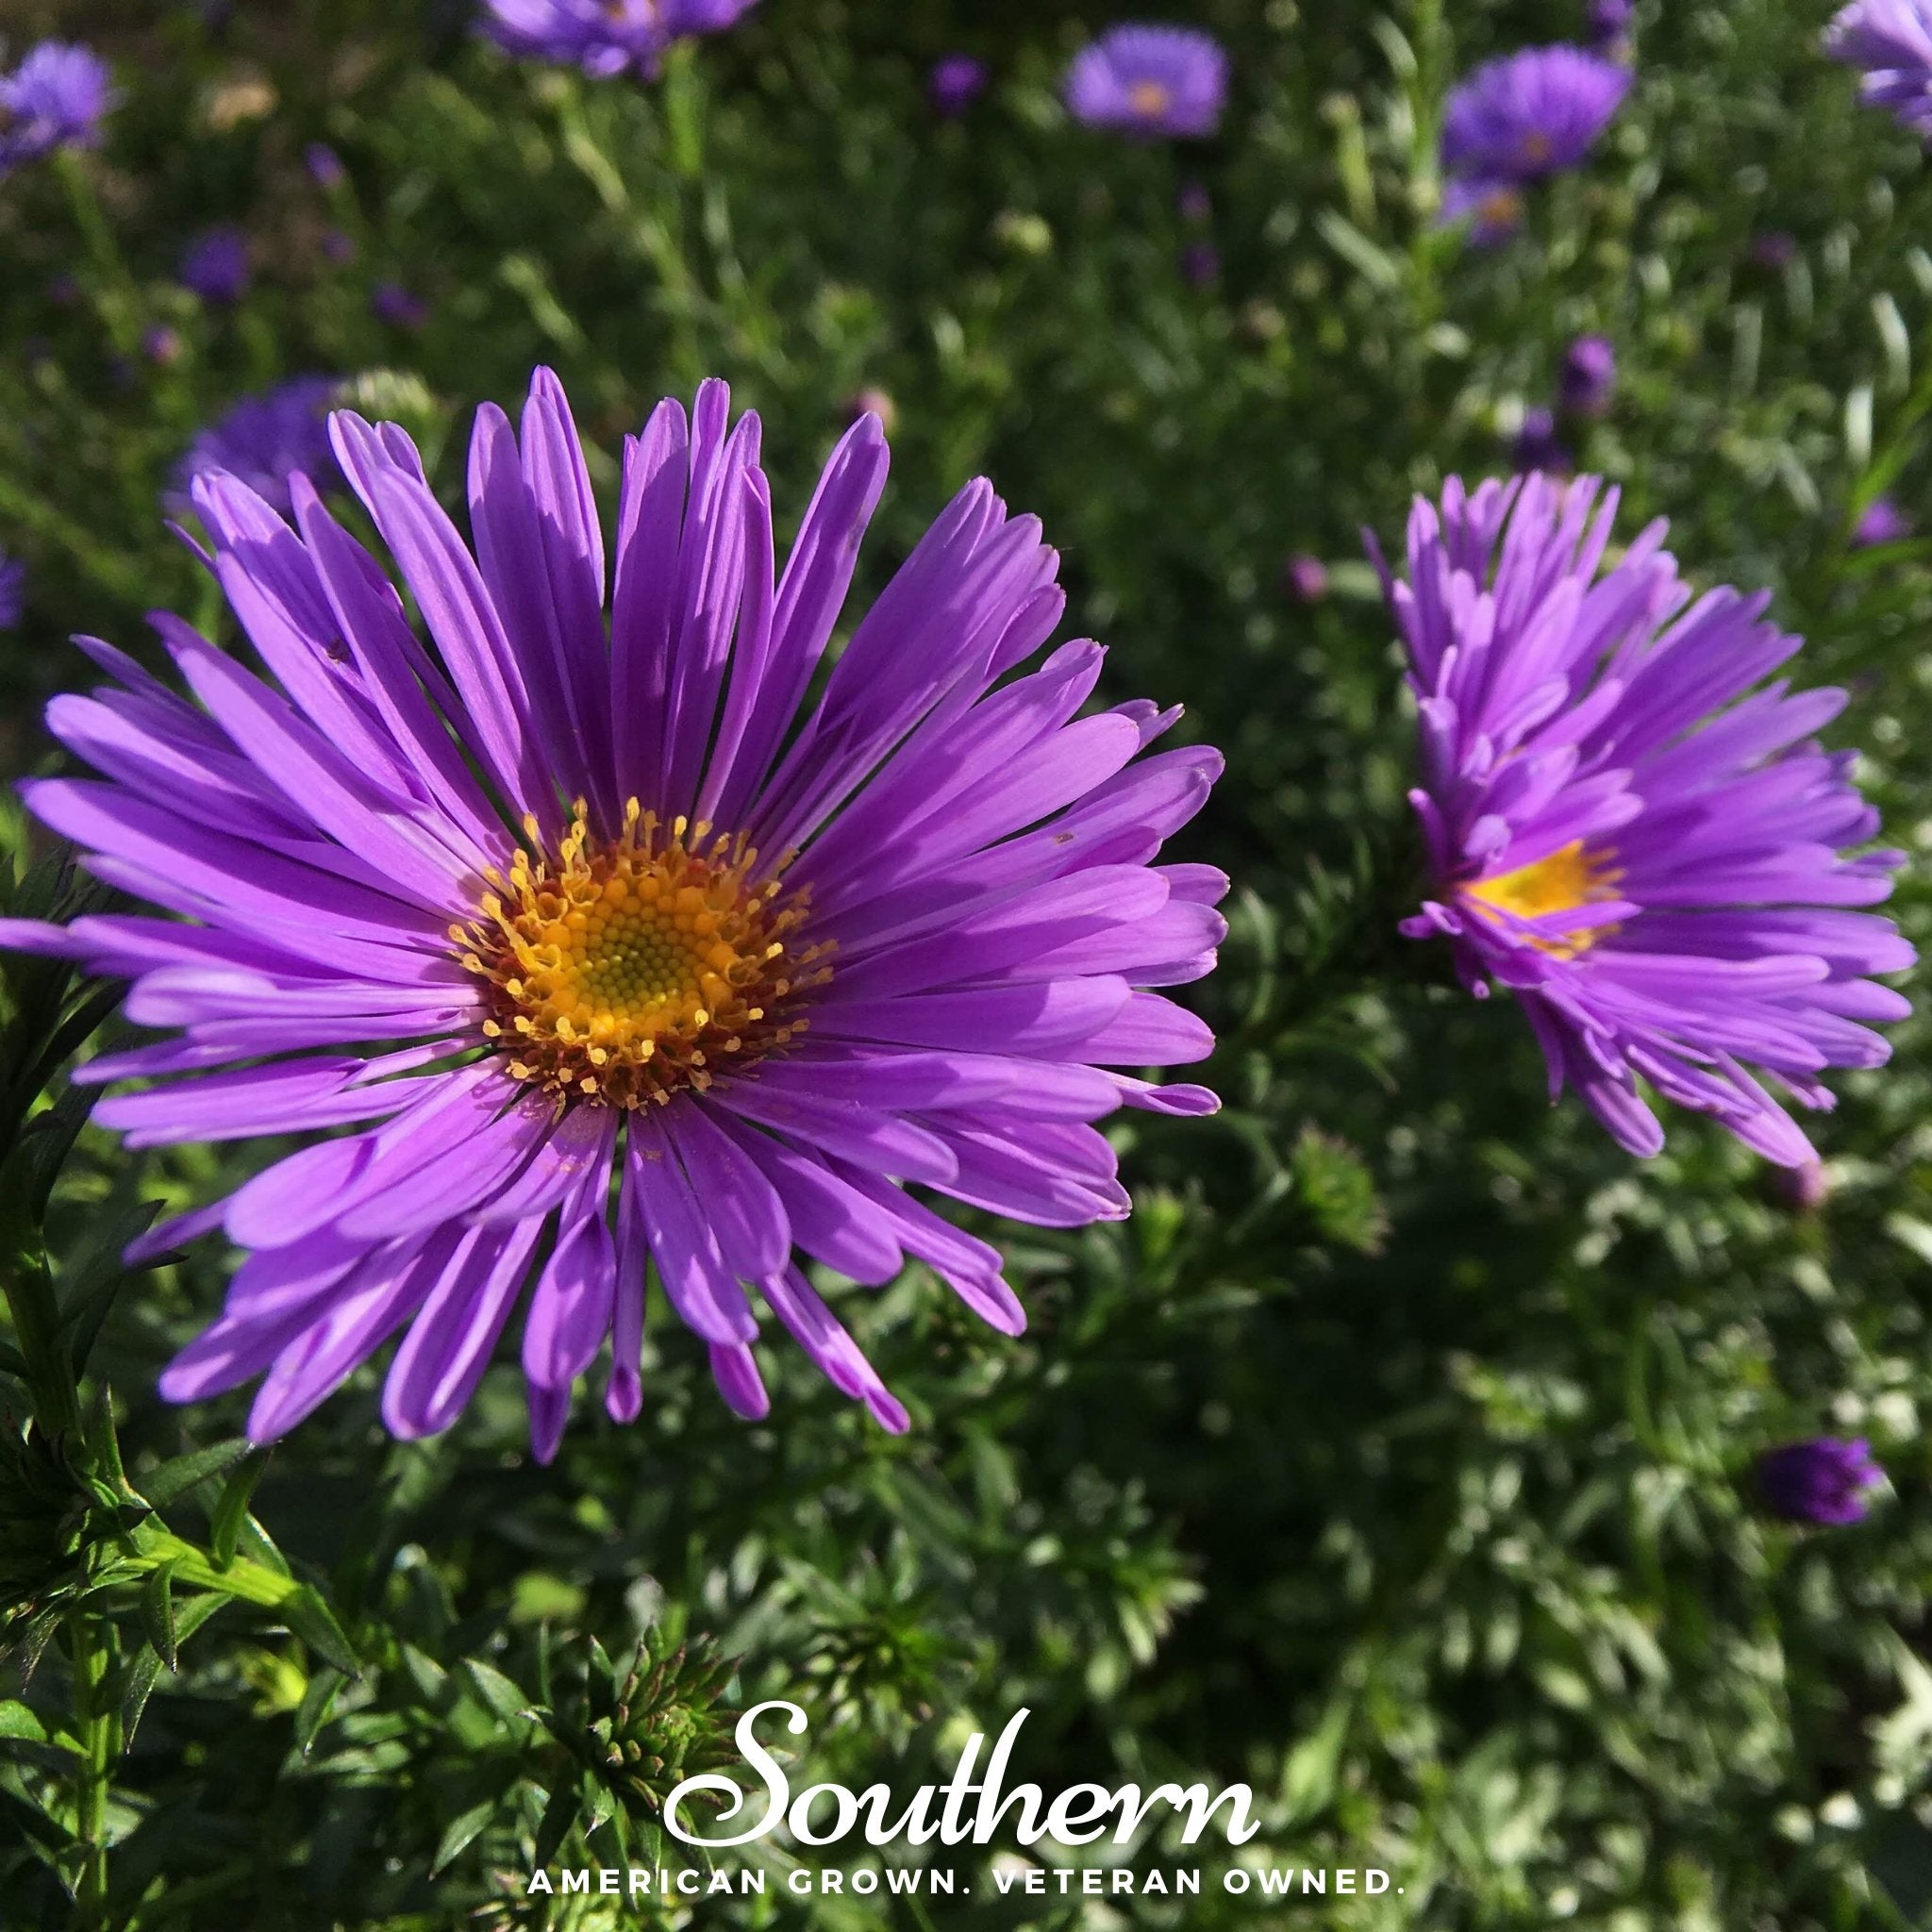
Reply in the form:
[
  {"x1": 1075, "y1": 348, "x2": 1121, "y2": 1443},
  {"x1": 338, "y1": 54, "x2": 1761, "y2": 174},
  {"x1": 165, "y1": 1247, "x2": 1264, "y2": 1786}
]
[
  {"x1": 293, "y1": 1666, "x2": 346, "y2": 1757},
  {"x1": 533, "y1": 1777, "x2": 580, "y2": 1870},
  {"x1": 208, "y1": 1455, "x2": 267, "y2": 1570},
  {"x1": 279, "y1": 1585, "x2": 360, "y2": 1676},
  {"x1": 0, "y1": 1700, "x2": 50, "y2": 1742},
  {"x1": 431, "y1": 1796, "x2": 499, "y2": 1876},
  {"x1": 120, "y1": 1642, "x2": 165, "y2": 1749},
  {"x1": 139, "y1": 1438, "x2": 254, "y2": 1511},
  {"x1": 460, "y1": 1657, "x2": 533, "y2": 1725},
  {"x1": 141, "y1": 1559, "x2": 180, "y2": 1672}
]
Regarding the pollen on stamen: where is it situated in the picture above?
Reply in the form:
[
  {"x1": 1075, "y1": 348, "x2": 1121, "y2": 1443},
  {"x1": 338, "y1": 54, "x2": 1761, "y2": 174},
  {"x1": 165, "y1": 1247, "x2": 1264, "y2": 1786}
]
[{"x1": 456, "y1": 798, "x2": 831, "y2": 1108}]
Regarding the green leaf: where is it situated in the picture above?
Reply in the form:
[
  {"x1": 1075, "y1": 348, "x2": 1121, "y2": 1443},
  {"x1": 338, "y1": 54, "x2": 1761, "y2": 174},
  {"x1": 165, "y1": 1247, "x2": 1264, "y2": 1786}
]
[
  {"x1": 0, "y1": 1699, "x2": 51, "y2": 1743},
  {"x1": 139, "y1": 1438, "x2": 254, "y2": 1511},
  {"x1": 279, "y1": 1585, "x2": 360, "y2": 1676},
  {"x1": 533, "y1": 1777, "x2": 580, "y2": 1870},
  {"x1": 293, "y1": 1666, "x2": 346, "y2": 1757},
  {"x1": 460, "y1": 1657, "x2": 533, "y2": 1725},
  {"x1": 141, "y1": 1559, "x2": 180, "y2": 1671},
  {"x1": 208, "y1": 1454, "x2": 267, "y2": 1570},
  {"x1": 431, "y1": 1796, "x2": 499, "y2": 1876},
  {"x1": 121, "y1": 1642, "x2": 165, "y2": 1749}
]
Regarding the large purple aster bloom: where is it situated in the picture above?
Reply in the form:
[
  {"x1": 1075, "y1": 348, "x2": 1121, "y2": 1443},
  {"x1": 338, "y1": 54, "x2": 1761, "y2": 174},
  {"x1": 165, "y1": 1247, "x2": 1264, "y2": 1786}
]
[
  {"x1": 1757, "y1": 1438, "x2": 1883, "y2": 1524},
  {"x1": 1064, "y1": 25, "x2": 1228, "y2": 141},
  {"x1": 0, "y1": 41, "x2": 116, "y2": 175},
  {"x1": 479, "y1": 0, "x2": 758, "y2": 79},
  {"x1": 175, "y1": 378, "x2": 341, "y2": 517},
  {"x1": 1371, "y1": 475, "x2": 1912, "y2": 1165},
  {"x1": 1440, "y1": 44, "x2": 1629, "y2": 223},
  {"x1": 2, "y1": 369, "x2": 1224, "y2": 1455},
  {"x1": 1825, "y1": 1, "x2": 1932, "y2": 142}
]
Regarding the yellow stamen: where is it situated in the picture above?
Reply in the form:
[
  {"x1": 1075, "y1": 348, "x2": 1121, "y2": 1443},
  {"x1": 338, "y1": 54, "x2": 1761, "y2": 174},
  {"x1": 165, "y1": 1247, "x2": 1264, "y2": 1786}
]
[
  {"x1": 1128, "y1": 78, "x2": 1173, "y2": 119},
  {"x1": 1460, "y1": 839, "x2": 1621, "y2": 958},
  {"x1": 1479, "y1": 186, "x2": 1524, "y2": 228},
  {"x1": 456, "y1": 799, "x2": 831, "y2": 1109},
  {"x1": 1521, "y1": 130, "x2": 1556, "y2": 165}
]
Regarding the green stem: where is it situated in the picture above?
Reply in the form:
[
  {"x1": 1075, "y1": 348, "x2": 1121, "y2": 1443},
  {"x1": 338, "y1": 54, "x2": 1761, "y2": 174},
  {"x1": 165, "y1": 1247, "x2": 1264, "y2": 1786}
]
[{"x1": 68, "y1": 1607, "x2": 119, "y2": 1927}]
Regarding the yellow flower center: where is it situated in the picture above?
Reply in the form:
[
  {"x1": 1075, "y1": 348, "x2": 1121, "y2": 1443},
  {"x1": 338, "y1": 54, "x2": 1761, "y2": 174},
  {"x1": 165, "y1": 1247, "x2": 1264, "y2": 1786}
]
[
  {"x1": 1480, "y1": 186, "x2": 1524, "y2": 227},
  {"x1": 1521, "y1": 130, "x2": 1556, "y2": 165},
  {"x1": 1129, "y1": 78, "x2": 1174, "y2": 119},
  {"x1": 456, "y1": 801, "x2": 829, "y2": 1109},
  {"x1": 1459, "y1": 839, "x2": 1621, "y2": 958}
]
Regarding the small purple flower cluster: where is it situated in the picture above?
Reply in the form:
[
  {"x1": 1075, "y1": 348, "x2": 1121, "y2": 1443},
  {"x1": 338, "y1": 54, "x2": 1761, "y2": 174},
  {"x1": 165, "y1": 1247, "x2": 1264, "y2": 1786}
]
[{"x1": 0, "y1": 40, "x2": 115, "y2": 175}]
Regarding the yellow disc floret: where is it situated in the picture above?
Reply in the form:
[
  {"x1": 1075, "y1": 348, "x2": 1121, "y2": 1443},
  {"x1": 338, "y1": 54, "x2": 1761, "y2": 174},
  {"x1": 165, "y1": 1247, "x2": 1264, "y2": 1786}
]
[
  {"x1": 1460, "y1": 838, "x2": 1622, "y2": 958},
  {"x1": 456, "y1": 800, "x2": 830, "y2": 1109}
]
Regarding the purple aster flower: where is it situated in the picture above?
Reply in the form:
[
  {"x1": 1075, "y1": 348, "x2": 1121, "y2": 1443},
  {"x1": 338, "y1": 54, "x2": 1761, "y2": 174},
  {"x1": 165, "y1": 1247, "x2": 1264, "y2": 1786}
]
[
  {"x1": 1558, "y1": 334, "x2": 1617, "y2": 416},
  {"x1": 143, "y1": 324, "x2": 184, "y2": 367},
  {"x1": 1750, "y1": 230, "x2": 1800, "y2": 270},
  {"x1": 1853, "y1": 495, "x2": 1912, "y2": 546},
  {"x1": 1776, "y1": 1157, "x2": 1830, "y2": 1210},
  {"x1": 1441, "y1": 45, "x2": 1630, "y2": 187},
  {"x1": 1825, "y1": 1, "x2": 1932, "y2": 142},
  {"x1": 372, "y1": 279, "x2": 430, "y2": 330},
  {"x1": 1282, "y1": 554, "x2": 1328, "y2": 604},
  {"x1": 179, "y1": 226, "x2": 253, "y2": 305},
  {"x1": 1179, "y1": 242, "x2": 1220, "y2": 287},
  {"x1": 929, "y1": 55, "x2": 987, "y2": 118},
  {"x1": 306, "y1": 142, "x2": 345, "y2": 188},
  {"x1": 1, "y1": 368, "x2": 1224, "y2": 1457},
  {"x1": 1064, "y1": 25, "x2": 1228, "y2": 141},
  {"x1": 0, "y1": 41, "x2": 116, "y2": 174},
  {"x1": 1440, "y1": 175, "x2": 1526, "y2": 245},
  {"x1": 320, "y1": 226, "x2": 358, "y2": 266},
  {"x1": 1511, "y1": 408, "x2": 1570, "y2": 474},
  {"x1": 1178, "y1": 180, "x2": 1212, "y2": 224},
  {"x1": 479, "y1": 0, "x2": 758, "y2": 80},
  {"x1": 1757, "y1": 1438, "x2": 1882, "y2": 1524},
  {"x1": 1586, "y1": 0, "x2": 1635, "y2": 52},
  {"x1": 1371, "y1": 474, "x2": 1913, "y2": 1165},
  {"x1": 0, "y1": 551, "x2": 24, "y2": 631},
  {"x1": 175, "y1": 376, "x2": 341, "y2": 516}
]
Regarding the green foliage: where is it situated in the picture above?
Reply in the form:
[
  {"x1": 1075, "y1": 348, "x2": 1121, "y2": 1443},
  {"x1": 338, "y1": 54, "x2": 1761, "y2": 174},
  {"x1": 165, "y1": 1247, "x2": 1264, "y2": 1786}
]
[{"x1": 1, "y1": 1, "x2": 1931, "y2": 1928}]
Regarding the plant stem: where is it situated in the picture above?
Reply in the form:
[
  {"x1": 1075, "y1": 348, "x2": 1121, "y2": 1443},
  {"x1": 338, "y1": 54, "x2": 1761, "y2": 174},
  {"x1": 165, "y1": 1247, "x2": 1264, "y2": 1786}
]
[{"x1": 68, "y1": 1607, "x2": 120, "y2": 1927}]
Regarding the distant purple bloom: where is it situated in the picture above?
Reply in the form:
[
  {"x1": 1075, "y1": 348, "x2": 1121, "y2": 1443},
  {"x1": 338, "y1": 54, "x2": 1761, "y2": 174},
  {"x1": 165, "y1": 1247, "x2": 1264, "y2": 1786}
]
[
  {"x1": 1440, "y1": 175, "x2": 1525, "y2": 245},
  {"x1": 371, "y1": 280, "x2": 429, "y2": 330},
  {"x1": 1282, "y1": 554, "x2": 1328, "y2": 604},
  {"x1": 1511, "y1": 407, "x2": 1569, "y2": 474},
  {"x1": 1776, "y1": 1158, "x2": 1830, "y2": 1210},
  {"x1": 1064, "y1": 25, "x2": 1228, "y2": 140},
  {"x1": 1825, "y1": 1, "x2": 1932, "y2": 142},
  {"x1": 841, "y1": 386, "x2": 897, "y2": 435},
  {"x1": 479, "y1": 0, "x2": 758, "y2": 79},
  {"x1": 1757, "y1": 1438, "x2": 1883, "y2": 1524},
  {"x1": 0, "y1": 41, "x2": 117, "y2": 174},
  {"x1": 0, "y1": 551, "x2": 24, "y2": 630},
  {"x1": 1750, "y1": 230, "x2": 1800, "y2": 270},
  {"x1": 2, "y1": 367, "x2": 1224, "y2": 1457},
  {"x1": 1179, "y1": 242, "x2": 1220, "y2": 287},
  {"x1": 1374, "y1": 474, "x2": 1913, "y2": 1164},
  {"x1": 1559, "y1": 334, "x2": 1617, "y2": 416},
  {"x1": 929, "y1": 55, "x2": 987, "y2": 118},
  {"x1": 143, "y1": 324, "x2": 184, "y2": 366},
  {"x1": 1177, "y1": 180, "x2": 1213, "y2": 224},
  {"x1": 1586, "y1": 0, "x2": 1635, "y2": 51},
  {"x1": 179, "y1": 226, "x2": 253, "y2": 305},
  {"x1": 1853, "y1": 495, "x2": 1912, "y2": 546},
  {"x1": 320, "y1": 227, "x2": 357, "y2": 266},
  {"x1": 175, "y1": 376, "x2": 341, "y2": 515},
  {"x1": 46, "y1": 274, "x2": 80, "y2": 307},
  {"x1": 306, "y1": 142, "x2": 345, "y2": 188},
  {"x1": 1441, "y1": 45, "x2": 1630, "y2": 187}
]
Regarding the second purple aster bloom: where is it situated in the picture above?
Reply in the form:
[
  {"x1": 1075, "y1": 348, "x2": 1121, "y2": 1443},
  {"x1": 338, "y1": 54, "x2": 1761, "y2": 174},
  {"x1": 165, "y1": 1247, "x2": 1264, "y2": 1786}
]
[
  {"x1": 929, "y1": 55, "x2": 988, "y2": 118},
  {"x1": 3, "y1": 369, "x2": 1224, "y2": 1456},
  {"x1": 1825, "y1": 0, "x2": 1932, "y2": 142},
  {"x1": 178, "y1": 226, "x2": 253, "y2": 305},
  {"x1": 1854, "y1": 495, "x2": 1913, "y2": 546},
  {"x1": 1558, "y1": 333, "x2": 1617, "y2": 416},
  {"x1": 0, "y1": 40, "x2": 117, "y2": 174},
  {"x1": 1064, "y1": 25, "x2": 1228, "y2": 141},
  {"x1": 1372, "y1": 475, "x2": 1913, "y2": 1165},
  {"x1": 1757, "y1": 1438, "x2": 1884, "y2": 1524},
  {"x1": 479, "y1": 0, "x2": 758, "y2": 79},
  {"x1": 175, "y1": 376, "x2": 341, "y2": 514}
]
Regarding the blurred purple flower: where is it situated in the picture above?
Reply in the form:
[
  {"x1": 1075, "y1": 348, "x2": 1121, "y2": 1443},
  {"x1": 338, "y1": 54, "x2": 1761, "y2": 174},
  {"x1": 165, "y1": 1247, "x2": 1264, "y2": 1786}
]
[
  {"x1": 0, "y1": 551, "x2": 24, "y2": 631},
  {"x1": 479, "y1": 0, "x2": 758, "y2": 79},
  {"x1": 0, "y1": 41, "x2": 117, "y2": 175},
  {"x1": 1558, "y1": 333, "x2": 1617, "y2": 416},
  {"x1": 1586, "y1": 0, "x2": 1636, "y2": 51},
  {"x1": 143, "y1": 324, "x2": 184, "y2": 366},
  {"x1": 1757, "y1": 1438, "x2": 1883, "y2": 1524},
  {"x1": 320, "y1": 227, "x2": 358, "y2": 266},
  {"x1": 175, "y1": 376, "x2": 341, "y2": 515},
  {"x1": 1825, "y1": 1, "x2": 1932, "y2": 142},
  {"x1": 1440, "y1": 175, "x2": 1525, "y2": 245},
  {"x1": 1511, "y1": 408, "x2": 1570, "y2": 474},
  {"x1": 1282, "y1": 554, "x2": 1329, "y2": 604},
  {"x1": 1776, "y1": 1158, "x2": 1830, "y2": 1211},
  {"x1": 1178, "y1": 180, "x2": 1213, "y2": 224},
  {"x1": 1749, "y1": 230, "x2": 1799, "y2": 270},
  {"x1": 1065, "y1": 25, "x2": 1228, "y2": 140},
  {"x1": 1853, "y1": 495, "x2": 1912, "y2": 546},
  {"x1": 179, "y1": 226, "x2": 253, "y2": 305},
  {"x1": 1180, "y1": 242, "x2": 1220, "y2": 287},
  {"x1": 1441, "y1": 45, "x2": 1630, "y2": 189},
  {"x1": 371, "y1": 280, "x2": 429, "y2": 330},
  {"x1": 46, "y1": 274, "x2": 80, "y2": 307},
  {"x1": 928, "y1": 54, "x2": 987, "y2": 117},
  {"x1": 306, "y1": 142, "x2": 345, "y2": 188},
  {"x1": 841, "y1": 386, "x2": 897, "y2": 435},
  {"x1": 1374, "y1": 474, "x2": 1912, "y2": 1163}
]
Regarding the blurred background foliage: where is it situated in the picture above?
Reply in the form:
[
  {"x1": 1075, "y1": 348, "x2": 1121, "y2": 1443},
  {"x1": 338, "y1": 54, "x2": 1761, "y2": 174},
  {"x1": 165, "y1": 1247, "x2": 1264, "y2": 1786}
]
[{"x1": 4, "y1": 0, "x2": 1932, "y2": 1926}]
